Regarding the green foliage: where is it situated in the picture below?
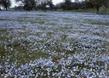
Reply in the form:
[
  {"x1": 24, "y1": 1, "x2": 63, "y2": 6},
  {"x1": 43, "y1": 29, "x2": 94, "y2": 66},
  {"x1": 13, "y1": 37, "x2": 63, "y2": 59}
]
[
  {"x1": 63, "y1": 0, "x2": 72, "y2": 10},
  {"x1": 0, "y1": 0, "x2": 11, "y2": 10},
  {"x1": 23, "y1": 0, "x2": 36, "y2": 10},
  {"x1": 16, "y1": 0, "x2": 55, "y2": 11},
  {"x1": 87, "y1": 0, "x2": 109, "y2": 12}
]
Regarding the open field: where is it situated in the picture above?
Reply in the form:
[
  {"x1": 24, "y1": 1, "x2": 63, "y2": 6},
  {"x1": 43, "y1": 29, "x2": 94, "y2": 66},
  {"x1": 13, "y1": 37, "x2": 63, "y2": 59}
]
[{"x1": 0, "y1": 11, "x2": 109, "y2": 78}]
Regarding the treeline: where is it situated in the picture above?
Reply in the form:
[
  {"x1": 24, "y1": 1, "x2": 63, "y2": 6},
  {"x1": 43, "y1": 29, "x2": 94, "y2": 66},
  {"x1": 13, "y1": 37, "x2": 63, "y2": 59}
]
[
  {"x1": 57, "y1": 0, "x2": 109, "y2": 13},
  {"x1": 14, "y1": 0, "x2": 55, "y2": 11},
  {"x1": 0, "y1": 0, "x2": 109, "y2": 13}
]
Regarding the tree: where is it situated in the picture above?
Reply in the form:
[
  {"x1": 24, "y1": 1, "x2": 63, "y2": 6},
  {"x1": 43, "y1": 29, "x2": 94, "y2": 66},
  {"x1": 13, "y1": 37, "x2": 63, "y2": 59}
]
[
  {"x1": 61, "y1": 0, "x2": 72, "y2": 10},
  {"x1": 103, "y1": 0, "x2": 109, "y2": 8},
  {"x1": 23, "y1": 0, "x2": 36, "y2": 10},
  {"x1": 0, "y1": 0, "x2": 11, "y2": 10},
  {"x1": 86, "y1": 0, "x2": 109, "y2": 12},
  {"x1": 16, "y1": 0, "x2": 55, "y2": 10},
  {"x1": 16, "y1": 0, "x2": 36, "y2": 10},
  {"x1": 47, "y1": 0, "x2": 55, "y2": 10}
]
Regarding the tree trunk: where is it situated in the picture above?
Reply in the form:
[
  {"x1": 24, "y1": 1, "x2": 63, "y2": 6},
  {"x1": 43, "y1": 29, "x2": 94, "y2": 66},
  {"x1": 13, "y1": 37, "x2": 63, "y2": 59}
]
[
  {"x1": 96, "y1": 5, "x2": 100, "y2": 13},
  {"x1": 5, "y1": 7, "x2": 7, "y2": 11}
]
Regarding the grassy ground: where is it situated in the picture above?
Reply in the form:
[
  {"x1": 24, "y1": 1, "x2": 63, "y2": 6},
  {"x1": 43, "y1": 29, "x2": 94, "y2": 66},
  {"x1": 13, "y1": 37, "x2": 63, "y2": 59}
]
[
  {"x1": 58, "y1": 8, "x2": 109, "y2": 14},
  {"x1": 0, "y1": 11, "x2": 109, "y2": 78}
]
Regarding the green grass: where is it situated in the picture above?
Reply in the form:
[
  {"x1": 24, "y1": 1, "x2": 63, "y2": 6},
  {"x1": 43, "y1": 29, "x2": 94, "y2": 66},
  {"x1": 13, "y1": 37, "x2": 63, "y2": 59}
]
[
  {"x1": 0, "y1": 29, "x2": 49, "y2": 66},
  {"x1": 57, "y1": 8, "x2": 109, "y2": 14},
  {"x1": 72, "y1": 9, "x2": 97, "y2": 13},
  {"x1": 0, "y1": 17, "x2": 47, "y2": 24},
  {"x1": 0, "y1": 42, "x2": 49, "y2": 66},
  {"x1": 84, "y1": 19, "x2": 109, "y2": 26}
]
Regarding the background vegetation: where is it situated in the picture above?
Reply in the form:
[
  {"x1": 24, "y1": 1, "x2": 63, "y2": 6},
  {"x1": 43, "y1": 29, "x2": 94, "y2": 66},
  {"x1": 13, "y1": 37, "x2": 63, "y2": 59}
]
[{"x1": 0, "y1": 0, "x2": 109, "y2": 14}]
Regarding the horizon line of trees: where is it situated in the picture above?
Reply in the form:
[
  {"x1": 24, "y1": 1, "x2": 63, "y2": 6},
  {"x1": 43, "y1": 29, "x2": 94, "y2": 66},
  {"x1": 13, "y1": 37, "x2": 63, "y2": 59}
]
[
  {"x1": 0, "y1": 0, "x2": 109, "y2": 13},
  {"x1": 15, "y1": 0, "x2": 54, "y2": 10}
]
